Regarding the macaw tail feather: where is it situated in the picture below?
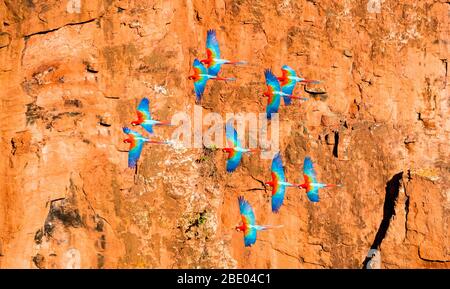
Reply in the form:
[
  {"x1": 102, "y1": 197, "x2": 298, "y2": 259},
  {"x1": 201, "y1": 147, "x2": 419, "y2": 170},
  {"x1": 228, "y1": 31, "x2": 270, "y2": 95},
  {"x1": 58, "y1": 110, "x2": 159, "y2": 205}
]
[
  {"x1": 225, "y1": 61, "x2": 247, "y2": 65},
  {"x1": 213, "y1": 76, "x2": 236, "y2": 81},
  {"x1": 147, "y1": 140, "x2": 170, "y2": 145},
  {"x1": 326, "y1": 183, "x2": 343, "y2": 188},
  {"x1": 301, "y1": 79, "x2": 321, "y2": 84},
  {"x1": 255, "y1": 224, "x2": 284, "y2": 231},
  {"x1": 289, "y1": 95, "x2": 309, "y2": 101},
  {"x1": 156, "y1": 121, "x2": 173, "y2": 126}
]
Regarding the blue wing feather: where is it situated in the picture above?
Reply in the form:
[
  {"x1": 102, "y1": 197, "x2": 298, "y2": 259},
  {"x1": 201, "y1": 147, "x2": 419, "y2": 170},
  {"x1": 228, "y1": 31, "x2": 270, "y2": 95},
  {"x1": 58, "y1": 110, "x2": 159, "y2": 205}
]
[
  {"x1": 271, "y1": 153, "x2": 285, "y2": 181},
  {"x1": 271, "y1": 153, "x2": 286, "y2": 212},
  {"x1": 206, "y1": 30, "x2": 222, "y2": 76},
  {"x1": 193, "y1": 59, "x2": 209, "y2": 102},
  {"x1": 226, "y1": 151, "x2": 243, "y2": 172},
  {"x1": 225, "y1": 121, "x2": 241, "y2": 147},
  {"x1": 265, "y1": 69, "x2": 281, "y2": 119},
  {"x1": 141, "y1": 123, "x2": 154, "y2": 134},
  {"x1": 137, "y1": 97, "x2": 151, "y2": 120},
  {"x1": 238, "y1": 196, "x2": 257, "y2": 246}
]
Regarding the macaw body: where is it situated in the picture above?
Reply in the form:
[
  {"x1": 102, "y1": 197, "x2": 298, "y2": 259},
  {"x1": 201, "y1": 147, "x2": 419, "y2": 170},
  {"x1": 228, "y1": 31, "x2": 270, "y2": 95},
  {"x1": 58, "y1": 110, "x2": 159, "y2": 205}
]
[
  {"x1": 122, "y1": 127, "x2": 168, "y2": 168},
  {"x1": 131, "y1": 98, "x2": 171, "y2": 134},
  {"x1": 189, "y1": 59, "x2": 235, "y2": 103},
  {"x1": 263, "y1": 69, "x2": 281, "y2": 120},
  {"x1": 201, "y1": 29, "x2": 247, "y2": 77},
  {"x1": 236, "y1": 196, "x2": 282, "y2": 247},
  {"x1": 223, "y1": 121, "x2": 258, "y2": 172},
  {"x1": 264, "y1": 153, "x2": 296, "y2": 213},
  {"x1": 277, "y1": 65, "x2": 320, "y2": 105},
  {"x1": 297, "y1": 157, "x2": 341, "y2": 202}
]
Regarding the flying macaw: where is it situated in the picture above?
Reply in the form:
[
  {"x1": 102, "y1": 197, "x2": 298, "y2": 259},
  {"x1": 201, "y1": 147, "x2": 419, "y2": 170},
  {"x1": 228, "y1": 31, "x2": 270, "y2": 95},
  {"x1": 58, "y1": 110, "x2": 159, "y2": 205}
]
[
  {"x1": 277, "y1": 65, "x2": 320, "y2": 105},
  {"x1": 262, "y1": 69, "x2": 282, "y2": 120},
  {"x1": 296, "y1": 157, "x2": 341, "y2": 202},
  {"x1": 235, "y1": 196, "x2": 282, "y2": 247},
  {"x1": 200, "y1": 29, "x2": 247, "y2": 77},
  {"x1": 131, "y1": 98, "x2": 172, "y2": 134},
  {"x1": 264, "y1": 153, "x2": 296, "y2": 213},
  {"x1": 188, "y1": 59, "x2": 235, "y2": 103},
  {"x1": 122, "y1": 127, "x2": 168, "y2": 168},
  {"x1": 223, "y1": 120, "x2": 258, "y2": 172}
]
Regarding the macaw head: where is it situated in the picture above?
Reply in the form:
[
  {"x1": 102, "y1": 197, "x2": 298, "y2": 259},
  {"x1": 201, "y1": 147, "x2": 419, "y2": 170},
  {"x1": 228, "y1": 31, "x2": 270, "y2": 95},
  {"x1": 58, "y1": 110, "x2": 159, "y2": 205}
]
[
  {"x1": 131, "y1": 120, "x2": 140, "y2": 126},
  {"x1": 188, "y1": 74, "x2": 199, "y2": 81},
  {"x1": 200, "y1": 58, "x2": 211, "y2": 65},
  {"x1": 262, "y1": 90, "x2": 271, "y2": 97},
  {"x1": 265, "y1": 180, "x2": 274, "y2": 187},
  {"x1": 235, "y1": 224, "x2": 245, "y2": 232},
  {"x1": 123, "y1": 138, "x2": 132, "y2": 144}
]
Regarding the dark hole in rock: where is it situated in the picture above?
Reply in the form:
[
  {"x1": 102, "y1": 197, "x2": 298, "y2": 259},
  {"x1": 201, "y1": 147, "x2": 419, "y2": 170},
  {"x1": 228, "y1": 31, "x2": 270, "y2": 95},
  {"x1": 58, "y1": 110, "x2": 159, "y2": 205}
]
[
  {"x1": 362, "y1": 172, "x2": 403, "y2": 268},
  {"x1": 32, "y1": 254, "x2": 45, "y2": 269},
  {"x1": 332, "y1": 132, "x2": 339, "y2": 158}
]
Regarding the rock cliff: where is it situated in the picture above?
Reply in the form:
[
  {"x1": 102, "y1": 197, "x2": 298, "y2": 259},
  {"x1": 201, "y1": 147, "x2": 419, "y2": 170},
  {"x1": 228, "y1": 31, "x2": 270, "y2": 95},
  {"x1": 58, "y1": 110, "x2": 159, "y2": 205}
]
[{"x1": 0, "y1": 0, "x2": 448, "y2": 268}]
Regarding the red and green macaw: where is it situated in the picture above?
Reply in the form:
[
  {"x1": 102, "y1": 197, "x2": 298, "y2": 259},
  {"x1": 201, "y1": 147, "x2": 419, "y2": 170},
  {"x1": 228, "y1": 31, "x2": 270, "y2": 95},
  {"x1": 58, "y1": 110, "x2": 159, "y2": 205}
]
[
  {"x1": 131, "y1": 97, "x2": 172, "y2": 134},
  {"x1": 277, "y1": 65, "x2": 320, "y2": 105},
  {"x1": 188, "y1": 59, "x2": 235, "y2": 103},
  {"x1": 264, "y1": 153, "x2": 296, "y2": 213},
  {"x1": 263, "y1": 68, "x2": 308, "y2": 110},
  {"x1": 296, "y1": 157, "x2": 341, "y2": 202},
  {"x1": 200, "y1": 29, "x2": 247, "y2": 77},
  {"x1": 263, "y1": 69, "x2": 281, "y2": 120},
  {"x1": 235, "y1": 196, "x2": 282, "y2": 247},
  {"x1": 122, "y1": 127, "x2": 169, "y2": 168},
  {"x1": 223, "y1": 120, "x2": 258, "y2": 172}
]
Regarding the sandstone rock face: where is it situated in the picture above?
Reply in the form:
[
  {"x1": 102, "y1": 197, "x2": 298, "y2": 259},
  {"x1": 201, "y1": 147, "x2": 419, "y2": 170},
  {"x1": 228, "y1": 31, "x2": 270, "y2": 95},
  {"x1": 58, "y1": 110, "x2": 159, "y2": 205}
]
[{"x1": 0, "y1": 0, "x2": 448, "y2": 268}]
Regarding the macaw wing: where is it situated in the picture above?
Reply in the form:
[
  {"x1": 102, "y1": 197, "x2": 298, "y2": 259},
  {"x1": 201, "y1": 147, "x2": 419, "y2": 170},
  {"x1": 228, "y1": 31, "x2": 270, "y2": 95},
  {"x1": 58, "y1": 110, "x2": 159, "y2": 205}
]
[
  {"x1": 123, "y1": 127, "x2": 144, "y2": 139},
  {"x1": 193, "y1": 58, "x2": 208, "y2": 75},
  {"x1": 303, "y1": 157, "x2": 317, "y2": 184},
  {"x1": 193, "y1": 59, "x2": 209, "y2": 102},
  {"x1": 225, "y1": 121, "x2": 241, "y2": 147},
  {"x1": 281, "y1": 65, "x2": 297, "y2": 78},
  {"x1": 207, "y1": 62, "x2": 222, "y2": 77},
  {"x1": 280, "y1": 65, "x2": 298, "y2": 105},
  {"x1": 238, "y1": 196, "x2": 257, "y2": 246},
  {"x1": 194, "y1": 78, "x2": 208, "y2": 102},
  {"x1": 206, "y1": 29, "x2": 220, "y2": 60},
  {"x1": 238, "y1": 196, "x2": 255, "y2": 224},
  {"x1": 303, "y1": 157, "x2": 319, "y2": 202},
  {"x1": 137, "y1": 97, "x2": 151, "y2": 121},
  {"x1": 141, "y1": 123, "x2": 154, "y2": 134},
  {"x1": 266, "y1": 94, "x2": 280, "y2": 119},
  {"x1": 306, "y1": 187, "x2": 320, "y2": 202},
  {"x1": 226, "y1": 150, "x2": 243, "y2": 172},
  {"x1": 244, "y1": 226, "x2": 257, "y2": 247},
  {"x1": 271, "y1": 153, "x2": 286, "y2": 212},
  {"x1": 128, "y1": 138, "x2": 145, "y2": 168},
  {"x1": 271, "y1": 153, "x2": 285, "y2": 182},
  {"x1": 272, "y1": 180, "x2": 286, "y2": 213},
  {"x1": 265, "y1": 69, "x2": 281, "y2": 93}
]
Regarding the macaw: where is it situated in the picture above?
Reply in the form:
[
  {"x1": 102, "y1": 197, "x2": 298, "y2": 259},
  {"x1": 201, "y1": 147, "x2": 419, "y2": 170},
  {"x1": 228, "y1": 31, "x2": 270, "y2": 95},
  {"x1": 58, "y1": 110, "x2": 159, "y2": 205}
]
[
  {"x1": 235, "y1": 196, "x2": 282, "y2": 247},
  {"x1": 131, "y1": 97, "x2": 172, "y2": 134},
  {"x1": 277, "y1": 65, "x2": 320, "y2": 105},
  {"x1": 200, "y1": 29, "x2": 247, "y2": 77},
  {"x1": 122, "y1": 127, "x2": 168, "y2": 168},
  {"x1": 223, "y1": 120, "x2": 258, "y2": 172},
  {"x1": 296, "y1": 157, "x2": 341, "y2": 202},
  {"x1": 188, "y1": 59, "x2": 235, "y2": 103},
  {"x1": 262, "y1": 69, "x2": 282, "y2": 120},
  {"x1": 264, "y1": 153, "x2": 296, "y2": 213}
]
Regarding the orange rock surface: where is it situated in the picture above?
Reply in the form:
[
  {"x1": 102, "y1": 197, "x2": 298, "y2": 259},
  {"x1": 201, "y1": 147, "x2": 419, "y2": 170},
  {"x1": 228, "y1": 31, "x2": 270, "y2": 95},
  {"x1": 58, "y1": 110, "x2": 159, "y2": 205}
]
[{"x1": 0, "y1": 0, "x2": 448, "y2": 268}]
